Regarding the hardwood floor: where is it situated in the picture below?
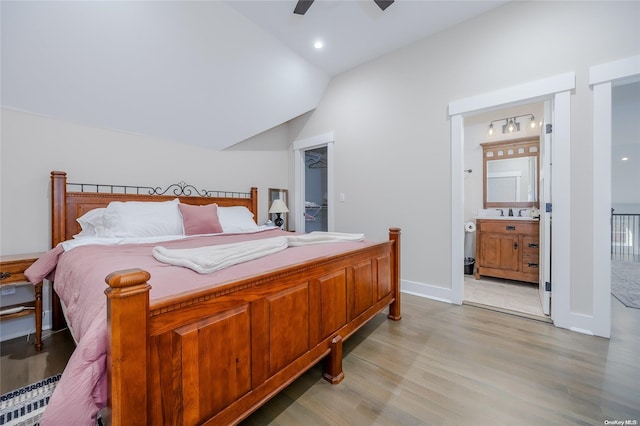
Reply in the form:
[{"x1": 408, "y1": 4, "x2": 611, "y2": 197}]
[{"x1": 2, "y1": 294, "x2": 638, "y2": 425}]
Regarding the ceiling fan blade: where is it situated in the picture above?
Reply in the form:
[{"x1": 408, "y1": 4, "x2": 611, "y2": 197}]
[
  {"x1": 293, "y1": 0, "x2": 314, "y2": 15},
  {"x1": 373, "y1": 0, "x2": 394, "y2": 11}
]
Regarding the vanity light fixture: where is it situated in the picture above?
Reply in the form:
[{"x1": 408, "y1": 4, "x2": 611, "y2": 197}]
[
  {"x1": 503, "y1": 118, "x2": 520, "y2": 133},
  {"x1": 488, "y1": 114, "x2": 536, "y2": 135}
]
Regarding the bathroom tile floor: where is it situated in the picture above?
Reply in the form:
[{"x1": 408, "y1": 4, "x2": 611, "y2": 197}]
[{"x1": 464, "y1": 275, "x2": 550, "y2": 321}]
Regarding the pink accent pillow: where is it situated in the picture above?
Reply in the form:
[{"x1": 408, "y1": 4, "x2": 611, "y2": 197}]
[{"x1": 178, "y1": 203, "x2": 223, "y2": 235}]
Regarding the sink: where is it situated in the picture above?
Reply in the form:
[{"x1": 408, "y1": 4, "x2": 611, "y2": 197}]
[{"x1": 475, "y1": 216, "x2": 537, "y2": 221}]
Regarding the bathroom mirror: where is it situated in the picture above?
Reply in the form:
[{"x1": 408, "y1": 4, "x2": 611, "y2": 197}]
[{"x1": 481, "y1": 137, "x2": 539, "y2": 208}]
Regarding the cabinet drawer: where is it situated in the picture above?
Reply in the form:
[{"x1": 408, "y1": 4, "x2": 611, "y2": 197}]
[
  {"x1": 0, "y1": 263, "x2": 29, "y2": 284},
  {"x1": 477, "y1": 220, "x2": 539, "y2": 235},
  {"x1": 523, "y1": 237, "x2": 539, "y2": 255},
  {"x1": 522, "y1": 256, "x2": 540, "y2": 274},
  {"x1": 0, "y1": 254, "x2": 42, "y2": 285}
]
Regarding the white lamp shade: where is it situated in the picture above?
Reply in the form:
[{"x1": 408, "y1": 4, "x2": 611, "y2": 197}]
[{"x1": 269, "y1": 199, "x2": 289, "y2": 214}]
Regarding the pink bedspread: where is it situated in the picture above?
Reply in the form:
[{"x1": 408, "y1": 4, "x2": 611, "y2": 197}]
[{"x1": 25, "y1": 229, "x2": 372, "y2": 425}]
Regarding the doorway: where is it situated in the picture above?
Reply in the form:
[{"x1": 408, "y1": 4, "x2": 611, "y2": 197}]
[
  {"x1": 590, "y1": 54, "x2": 640, "y2": 338},
  {"x1": 610, "y1": 82, "x2": 640, "y2": 311},
  {"x1": 304, "y1": 147, "x2": 328, "y2": 232},
  {"x1": 449, "y1": 72, "x2": 574, "y2": 329},
  {"x1": 293, "y1": 132, "x2": 335, "y2": 234},
  {"x1": 461, "y1": 103, "x2": 550, "y2": 320}
]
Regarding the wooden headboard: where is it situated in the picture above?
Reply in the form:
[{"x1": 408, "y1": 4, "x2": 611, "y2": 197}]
[
  {"x1": 51, "y1": 171, "x2": 258, "y2": 246},
  {"x1": 49, "y1": 171, "x2": 258, "y2": 330}
]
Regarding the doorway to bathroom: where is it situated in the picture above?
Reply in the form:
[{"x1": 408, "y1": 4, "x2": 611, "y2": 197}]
[{"x1": 461, "y1": 102, "x2": 551, "y2": 321}]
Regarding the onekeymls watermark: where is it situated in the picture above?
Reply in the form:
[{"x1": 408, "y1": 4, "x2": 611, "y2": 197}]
[{"x1": 604, "y1": 421, "x2": 638, "y2": 425}]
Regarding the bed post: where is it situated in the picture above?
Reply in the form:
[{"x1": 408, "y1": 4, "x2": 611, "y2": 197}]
[
  {"x1": 50, "y1": 171, "x2": 67, "y2": 247},
  {"x1": 388, "y1": 228, "x2": 402, "y2": 321},
  {"x1": 105, "y1": 268, "x2": 151, "y2": 426},
  {"x1": 250, "y1": 187, "x2": 258, "y2": 218},
  {"x1": 50, "y1": 171, "x2": 67, "y2": 330}
]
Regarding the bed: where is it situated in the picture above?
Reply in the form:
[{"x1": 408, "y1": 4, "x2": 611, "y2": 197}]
[{"x1": 30, "y1": 170, "x2": 401, "y2": 425}]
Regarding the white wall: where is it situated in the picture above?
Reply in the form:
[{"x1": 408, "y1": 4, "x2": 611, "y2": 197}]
[
  {"x1": 0, "y1": 1, "x2": 328, "y2": 151},
  {"x1": 291, "y1": 1, "x2": 640, "y2": 320},
  {"x1": 0, "y1": 108, "x2": 288, "y2": 339}
]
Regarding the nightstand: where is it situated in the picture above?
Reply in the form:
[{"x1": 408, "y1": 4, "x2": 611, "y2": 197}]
[{"x1": 0, "y1": 252, "x2": 45, "y2": 351}]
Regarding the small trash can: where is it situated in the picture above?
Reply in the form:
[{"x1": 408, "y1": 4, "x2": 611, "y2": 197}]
[{"x1": 464, "y1": 257, "x2": 475, "y2": 275}]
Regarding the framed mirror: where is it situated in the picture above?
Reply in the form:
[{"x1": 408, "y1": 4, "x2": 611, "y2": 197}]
[{"x1": 481, "y1": 137, "x2": 540, "y2": 208}]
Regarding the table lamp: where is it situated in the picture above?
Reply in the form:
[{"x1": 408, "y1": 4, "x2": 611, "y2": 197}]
[{"x1": 268, "y1": 199, "x2": 289, "y2": 229}]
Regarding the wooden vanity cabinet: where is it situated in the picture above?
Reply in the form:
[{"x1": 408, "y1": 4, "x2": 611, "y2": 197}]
[{"x1": 475, "y1": 219, "x2": 540, "y2": 284}]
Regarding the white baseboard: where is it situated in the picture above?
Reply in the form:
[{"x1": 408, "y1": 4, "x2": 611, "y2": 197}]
[{"x1": 401, "y1": 279, "x2": 459, "y2": 305}]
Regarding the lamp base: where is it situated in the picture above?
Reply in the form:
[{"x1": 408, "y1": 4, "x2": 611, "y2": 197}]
[{"x1": 274, "y1": 213, "x2": 284, "y2": 229}]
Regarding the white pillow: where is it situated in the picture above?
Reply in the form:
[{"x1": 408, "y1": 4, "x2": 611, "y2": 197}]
[
  {"x1": 76, "y1": 208, "x2": 106, "y2": 237},
  {"x1": 99, "y1": 199, "x2": 183, "y2": 238},
  {"x1": 217, "y1": 206, "x2": 259, "y2": 233}
]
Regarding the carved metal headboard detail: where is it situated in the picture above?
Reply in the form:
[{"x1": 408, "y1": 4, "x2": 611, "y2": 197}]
[{"x1": 67, "y1": 181, "x2": 251, "y2": 199}]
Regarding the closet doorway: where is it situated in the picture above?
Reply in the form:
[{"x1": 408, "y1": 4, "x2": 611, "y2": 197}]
[
  {"x1": 304, "y1": 147, "x2": 328, "y2": 232},
  {"x1": 293, "y1": 132, "x2": 334, "y2": 234}
]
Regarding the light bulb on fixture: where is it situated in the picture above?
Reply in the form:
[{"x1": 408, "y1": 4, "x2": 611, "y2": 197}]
[
  {"x1": 488, "y1": 123, "x2": 494, "y2": 136},
  {"x1": 530, "y1": 116, "x2": 536, "y2": 129},
  {"x1": 314, "y1": 40, "x2": 323, "y2": 49}
]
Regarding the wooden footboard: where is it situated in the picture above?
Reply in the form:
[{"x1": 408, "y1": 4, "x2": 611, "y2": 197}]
[{"x1": 104, "y1": 229, "x2": 401, "y2": 426}]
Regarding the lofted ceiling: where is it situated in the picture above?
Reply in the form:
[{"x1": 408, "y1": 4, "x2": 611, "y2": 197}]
[
  {"x1": 1, "y1": 1, "x2": 508, "y2": 151},
  {"x1": 226, "y1": 0, "x2": 508, "y2": 77}
]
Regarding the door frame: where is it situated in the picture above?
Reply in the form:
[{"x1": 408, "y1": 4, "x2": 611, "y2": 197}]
[
  {"x1": 449, "y1": 73, "x2": 575, "y2": 327},
  {"x1": 293, "y1": 132, "x2": 335, "y2": 233},
  {"x1": 589, "y1": 54, "x2": 640, "y2": 338}
]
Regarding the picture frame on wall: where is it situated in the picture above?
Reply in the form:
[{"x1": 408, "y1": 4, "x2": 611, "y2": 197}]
[{"x1": 268, "y1": 188, "x2": 289, "y2": 231}]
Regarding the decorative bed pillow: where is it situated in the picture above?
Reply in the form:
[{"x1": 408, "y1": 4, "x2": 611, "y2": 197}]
[
  {"x1": 217, "y1": 206, "x2": 259, "y2": 233},
  {"x1": 178, "y1": 203, "x2": 223, "y2": 235},
  {"x1": 99, "y1": 198, "x2": 183, "y2": 238},
  {"x1": 76, "y1": 208, "x2": 106, "y2": 237}
]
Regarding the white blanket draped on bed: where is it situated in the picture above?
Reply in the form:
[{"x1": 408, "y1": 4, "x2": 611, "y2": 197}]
[{"x1": 152, "y1": 231, "x2": 364, "y2": 274}]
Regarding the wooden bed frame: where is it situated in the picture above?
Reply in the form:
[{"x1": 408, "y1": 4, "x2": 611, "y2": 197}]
[{"x1": 50, "y1": 171, "x2": 401, "y2": 425}]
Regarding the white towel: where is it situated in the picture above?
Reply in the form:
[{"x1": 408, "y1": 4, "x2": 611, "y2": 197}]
[
  {"x1": 287, "y1": 231, "x2": 364, "y2": 246},
  {"x1": 152, "y1": 236, "x2": 288, "y2": 274},
  {"x1": 152, "y1": 232, "x2": 365, "y2": 274}
]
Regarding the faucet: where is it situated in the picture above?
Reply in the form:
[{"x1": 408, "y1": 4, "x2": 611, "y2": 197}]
[
  {"x1": 518, "y1": 209, "x2": 528, "y2": 217},
  {"x1": 496, "y1": 208, "x2": 504, "y2": 217},
  {"x1": 508, "y1": 208, "x2": 514, "y2": 217}
]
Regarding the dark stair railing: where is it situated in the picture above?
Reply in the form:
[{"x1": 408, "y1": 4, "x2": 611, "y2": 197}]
[{"x1": 611, "y1": 209, "x2": 640, "y2": 257}]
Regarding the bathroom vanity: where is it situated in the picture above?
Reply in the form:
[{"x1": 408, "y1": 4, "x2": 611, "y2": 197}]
[{"x1": 475, "y1": 218, "x2": 540, "y2": 284}]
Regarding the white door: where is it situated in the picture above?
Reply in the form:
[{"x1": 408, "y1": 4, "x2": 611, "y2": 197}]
[{"x1": 538, "y1": 100, "x2": 552, "y2": 315}]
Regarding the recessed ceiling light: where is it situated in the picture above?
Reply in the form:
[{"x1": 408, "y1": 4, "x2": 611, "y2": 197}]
[
  {"x1": 314, "y1": 40, "x2": 323, "y2": 49},
  {"x1": 621, "y1": 157, "x2": 629, "y2": 161}
]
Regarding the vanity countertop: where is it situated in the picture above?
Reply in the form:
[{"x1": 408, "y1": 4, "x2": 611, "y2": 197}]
[{"x1": 474, "y1": 216, "x2": 538, "y2": 221}]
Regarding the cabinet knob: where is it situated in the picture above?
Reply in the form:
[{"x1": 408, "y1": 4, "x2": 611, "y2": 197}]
[
  {"x1": 0, "y1": 272, "x2": 12, "y2": 280},
  {"x1": 528, "y1": 243, "x2": 539, "y2": 248},
  {"x1": 514, "y1": 242, "x2": 518, "y2": 249},
  {"x1": 528, "y1": 263, "x2": 539, "y2": 268}
]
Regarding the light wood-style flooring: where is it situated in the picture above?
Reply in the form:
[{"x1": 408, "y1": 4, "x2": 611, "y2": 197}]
[{"x1": 1, "y1": 294, "x2": 639, "y2": 425}]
